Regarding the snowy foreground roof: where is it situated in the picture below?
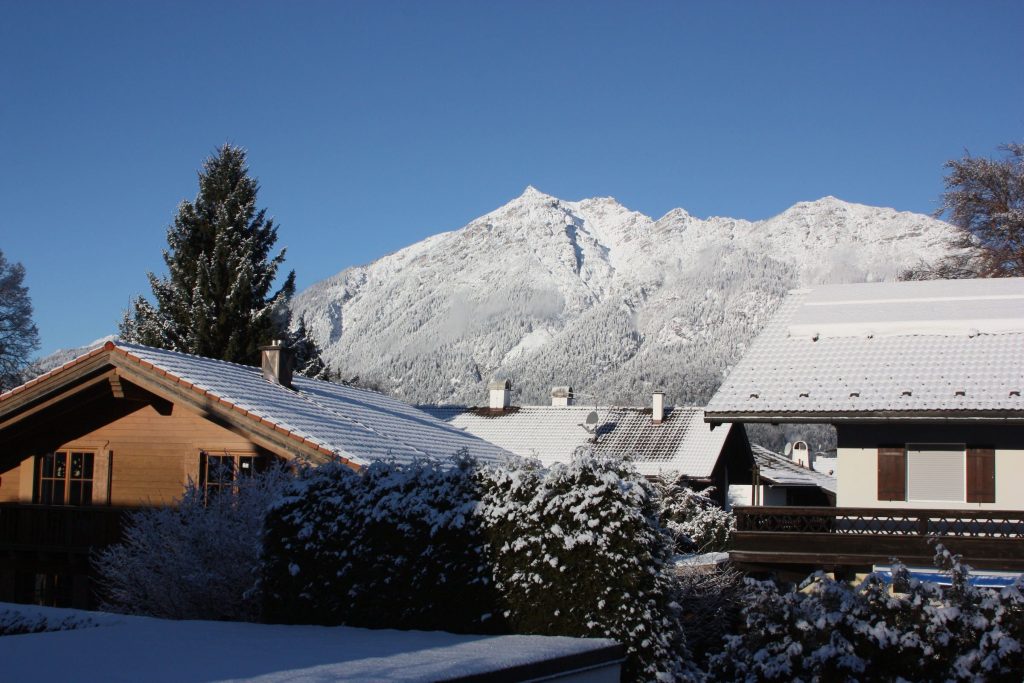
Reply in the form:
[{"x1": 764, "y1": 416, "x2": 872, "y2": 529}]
[
  {"x1": 0, "y1": 342, "x2": 511, "y2": 467},
  {"x1": 0, "y1": 603, "x2": 623, "y2": 683},
  {"x1": 420, "y1": 405, "x2": 732, "y2": 479},
  {"x1": 751, "y1": 445, "x2": 837, "y2": 494},
  {"x1": 706, "y1": 278, "x2": 1024, "y2": 422}
]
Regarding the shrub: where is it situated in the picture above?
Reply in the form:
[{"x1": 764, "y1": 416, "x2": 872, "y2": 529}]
[
  {"x1": 480, "y1": 449, "x2": 693, "y2": 681},
  {"x1": 656, "y1": 473, "x2": 735, "y2": 554},
  {"x1": 93, "y1": 465, "x2": 292, "y2": 621},
  {"x1": 708, "y1": 544, "x2": 1024, "y2": 682},
  {"x1": 261, "y1": 452, "x2": 497, "y2": 632}
]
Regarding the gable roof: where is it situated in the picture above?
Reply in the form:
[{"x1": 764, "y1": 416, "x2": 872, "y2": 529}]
[
  {"x1": 706, "y1": 278, "x2": 1024, "y2": 423},
  {"x1": 751, "y1": 445, "x2": 837, "y2": 494},
  {"x1": 0, "y1": 342, "x2": 511, "y2": 467},
  {"x1": 419, "y1": 405, "x2": 733, "y2": 478}
]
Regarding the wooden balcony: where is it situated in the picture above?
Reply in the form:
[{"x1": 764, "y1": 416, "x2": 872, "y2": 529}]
[
  {"x1": 0, "y1": 503, "x2": 129, "y2": 556},
  {"x1": 732, "y1": 506, "x2": 1024, "y2": 572}
]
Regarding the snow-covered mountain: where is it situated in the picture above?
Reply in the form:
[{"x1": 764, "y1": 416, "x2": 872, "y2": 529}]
[{"x1": 292, "y1": 187, "x2": 960, "y2": 406}]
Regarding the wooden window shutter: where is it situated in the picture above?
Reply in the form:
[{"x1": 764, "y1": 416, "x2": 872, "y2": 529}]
[
  {"x1": 877, "y1": 446, "x2": 906, "y2": 501},
  {"x1": 966, "y1": 447, "x2": 995, "y2": 504}
]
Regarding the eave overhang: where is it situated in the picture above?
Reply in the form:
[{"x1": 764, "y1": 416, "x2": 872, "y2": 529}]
[
  {"x1": 0, "y1": 342, "x2": 360, "y2": 469},
  {"x1": 705, "y1": 410, "x2": 1024, "y2": 426}
]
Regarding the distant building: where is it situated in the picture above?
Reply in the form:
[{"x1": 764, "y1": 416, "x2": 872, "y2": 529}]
[
  {"x1": 706, "y1": 277, "x2": 1024, "y2": 511},
  {"x1": 422, "y1": 385, "x2": 753, "y2": 506},
  {"x1": 705, "y1": 277, "x2": 1024, "y2": 573}
]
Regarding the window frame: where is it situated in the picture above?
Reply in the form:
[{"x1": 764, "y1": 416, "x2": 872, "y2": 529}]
[
  {"x1": 198, "y1": 450, "x2": 261, "y2": 501},
  {"x1": 35, "y1": 450, "x2": 96, "y2": 506}
]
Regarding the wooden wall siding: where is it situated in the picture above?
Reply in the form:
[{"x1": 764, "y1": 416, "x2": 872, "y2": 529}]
[{"x1": 0, "y1": 388, "x2": 272, "y2": 507}]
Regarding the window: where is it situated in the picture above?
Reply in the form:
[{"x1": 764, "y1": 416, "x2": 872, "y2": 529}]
[
  {"x1": 200, "y1": 451, "x2": 259, "y2": 500},
  {"x1": 877, "y1": 444, "x2": 995, "y2": 504},
  {"x1": 36, "y1": 451, "x2": 94, "y2": 505}
]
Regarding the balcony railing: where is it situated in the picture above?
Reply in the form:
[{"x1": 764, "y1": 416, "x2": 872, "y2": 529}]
[
  {"x1": 731, "y1": 506, "x2": 1024, "y2": 571},
  {"x1": 0, "y1": 504, "x2": 129, "y2": 554}
]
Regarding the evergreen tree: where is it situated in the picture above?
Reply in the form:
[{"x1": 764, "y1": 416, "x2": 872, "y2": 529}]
[
  {"x1": 0, "y1": 249, "x2": 40, "y2": 391},
  {"x1": 120, "y1": 144, "x2": 323, "y2": 370}
]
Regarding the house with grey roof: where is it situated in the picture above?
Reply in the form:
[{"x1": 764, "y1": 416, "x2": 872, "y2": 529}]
[
  {"x1": 730, "y1": 445, "x2": 837, "y2": 507},
  {"x1": 706, "y1": 277, "x2": 1024, "y2": 512},
  {"x1": 0, "y1": 341, "x2": 511, "y2": 607},
  {"x1": 422, "y1": 384, "x2": 753, "y2": 506}
]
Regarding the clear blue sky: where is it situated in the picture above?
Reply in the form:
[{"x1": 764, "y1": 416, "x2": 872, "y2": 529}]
[{"x1": 2, "y1": 1, "x2": 1022, "y2": 355}]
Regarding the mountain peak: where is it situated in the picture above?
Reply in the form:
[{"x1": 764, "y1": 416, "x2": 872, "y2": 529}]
[{"x1": 519, "y1": 185, "x2": 554, "y2": 201}]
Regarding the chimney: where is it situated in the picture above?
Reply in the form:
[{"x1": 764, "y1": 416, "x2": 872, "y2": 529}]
[
  {"x1": 551, "y1": 386, "x2": 574, "y2": 407},
  {"x1": 260, "y1": 340, "x2": 294, "y2": 389},
  {"x1": 792, "y1": 441, "x2": 812, "y2": 468},
  {"x1": 652, "y1": 391, "x2": 665, "y2": 424},
  {"x1": 488, "y1": 378, "x2": 511, "y2": 411}
]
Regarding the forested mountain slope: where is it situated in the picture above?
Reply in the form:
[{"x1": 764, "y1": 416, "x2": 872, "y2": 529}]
[{"x1": 292, "y1": 187, "x2": 959, "y2": 406}]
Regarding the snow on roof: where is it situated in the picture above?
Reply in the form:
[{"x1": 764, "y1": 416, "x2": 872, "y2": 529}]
[
  {"x1": 0, "y1": 603, "x2": 622, "y2": 683},
  {"x1": 419, "y1": 405, "x2": 732, "y2": 478},
  {"x1": 1, "y1": 342, "x2": 511, "y2": 467},
  {"x1": 706, "y1": 278, "x2": 1024, "y2": 419},
  {"x1": 751, "y1": 445, "x2": 837, "y2": 494}
]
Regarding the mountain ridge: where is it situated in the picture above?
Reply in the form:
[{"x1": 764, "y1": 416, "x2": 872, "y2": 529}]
[{"x1": 293, "y1": 188, "x2": 961, "y2": 406}]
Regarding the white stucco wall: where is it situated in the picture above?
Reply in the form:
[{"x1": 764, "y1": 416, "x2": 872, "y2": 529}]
[{"x1": 837, "y1": 445, "x2": 1024, "y2": 510}]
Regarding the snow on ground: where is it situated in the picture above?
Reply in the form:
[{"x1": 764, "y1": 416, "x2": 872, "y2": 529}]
[{"x1": 0, "y1": 603, "x2": 619, "y2": 683}]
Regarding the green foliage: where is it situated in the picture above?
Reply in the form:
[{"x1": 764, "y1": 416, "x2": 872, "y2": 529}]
[
  {"x1": 261, "y1": 455, "x2": 498, "y2": 633},
  {"x1": 481, "y1": 450, "x2": 691, "y2": 681},
  {"x1": 655, "y1": 474, "x2": 735, "y2": 554},
  {"x1": 120, "y1": 144, "x2": 320, "y2": 369},
  {"x1": 261, "y1": 452, "x2": 696, "y2": 680}
]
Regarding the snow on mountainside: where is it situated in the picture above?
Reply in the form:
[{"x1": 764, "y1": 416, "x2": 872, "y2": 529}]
[{"x1": 292, "y1": 187, "x2": 962, "y2": 406}]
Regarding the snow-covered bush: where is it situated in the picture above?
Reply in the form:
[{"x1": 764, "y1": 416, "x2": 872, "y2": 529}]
[
  {"x1": 93, "y1": 466, "x2": 292, "y2": 621},
  {"x1": 671, "y1": 563, "x2": 744, "y2": 668},
  {"x1": 480, "y1": 449, "x2": 692, "y2": 681},
  {"x1": 261, "y1": 452, "x2": 497, "y2": 632},
  {"x1": 708, "y1": 544, "x2": 1024, "y2": 682},
  {"x1": 656, "y1": 473, "x2": 735, "y2": 553}
]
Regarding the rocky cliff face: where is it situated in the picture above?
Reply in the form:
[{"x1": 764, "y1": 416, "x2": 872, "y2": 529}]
[{"x1": 292, "y1": 187, "x2": 959, "y2": 406}]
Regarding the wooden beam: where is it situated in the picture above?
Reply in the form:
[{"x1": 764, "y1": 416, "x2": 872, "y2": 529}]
[
  {"x1": 0, "y1": 354, "x2": 113, "y2": 419},
  {"x1": 0, "y1": 371, "x2": 117, "y2": 433},
  {"x1": 108, "y1": 374, "x2": 125, "y2": 399}
]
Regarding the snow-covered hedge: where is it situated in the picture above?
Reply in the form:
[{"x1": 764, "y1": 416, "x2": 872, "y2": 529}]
[
  {"x1": 261, "y1": 453, "x2": 495, "y2": 632},
  {"x1": 261, "y1": 451, "x2": 695, "y2": 681},
  {"x1": 93, "y1": 466, "x2": 292, "y2": 621},
  {"x1": 708, "y1": 544, "x2": 1024, "y2": 682},
  {"x1": 655, "y1": 473, "x2": 735, "y2": 554},
  {"x1": 480, "y1": 450, "x2": 692, "y2": 681}
]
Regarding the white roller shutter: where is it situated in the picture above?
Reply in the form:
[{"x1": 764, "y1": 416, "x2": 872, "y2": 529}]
[{"x1": 907, "y1": 445, "x2": 964, "y2": 502}]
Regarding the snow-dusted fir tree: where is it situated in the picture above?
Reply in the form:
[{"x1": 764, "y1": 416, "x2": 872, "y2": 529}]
[{"x1": 119, "y1": 144, "x2": 323, "y2": 371}]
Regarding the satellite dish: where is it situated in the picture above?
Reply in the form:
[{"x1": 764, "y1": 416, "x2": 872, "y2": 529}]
[
  {"x1": 585, "y1": 411, "x2": 599, "y2": 425},
  {"x1": 783, "y1": 442, "x2": 793, "y2": 457}
]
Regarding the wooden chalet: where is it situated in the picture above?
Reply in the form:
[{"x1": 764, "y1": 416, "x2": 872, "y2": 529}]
[{"x1": 0, "y1": 341, "x2": 509, "y2": 608}]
